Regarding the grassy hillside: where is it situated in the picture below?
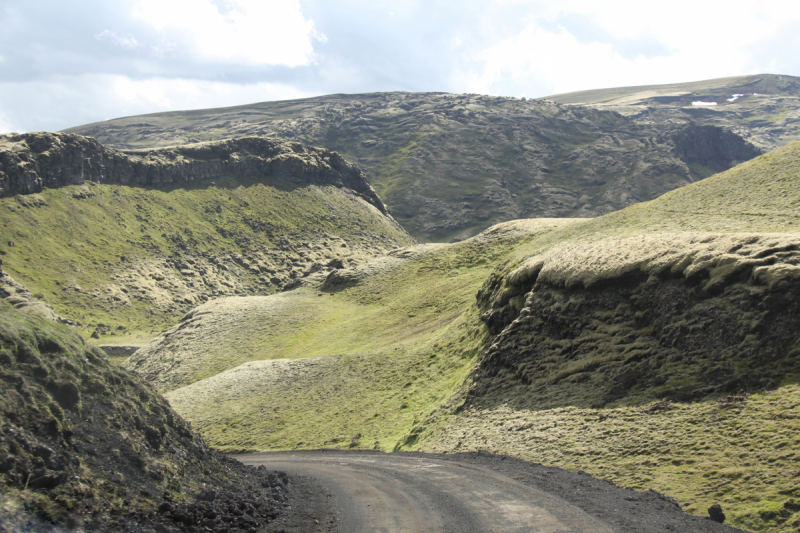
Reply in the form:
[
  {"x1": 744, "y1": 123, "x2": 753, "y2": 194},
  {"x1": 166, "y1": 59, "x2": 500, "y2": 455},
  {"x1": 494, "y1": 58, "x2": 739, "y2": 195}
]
[
  {"x1": 134, "y1": 141, "x2": 800, "y2": 532},
  {"x1": 64, "y1": 92, "x2": 761, "y2": 242},
  {"x1": 0, "y1": 135, "x2": 413, "y2": 344},
  {"x1": 125, "y1": 219, "x2": 577, "y2": 451},
  {"x1": 544, "y1": 74, "x2": 800, "y2": 150},
  {"x1": 414, "y1": 140, "x2": 800, "y2": 533}
]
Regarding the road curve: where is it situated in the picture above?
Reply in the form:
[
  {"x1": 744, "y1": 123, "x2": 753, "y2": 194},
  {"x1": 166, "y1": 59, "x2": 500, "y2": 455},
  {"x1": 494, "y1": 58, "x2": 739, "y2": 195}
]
[{"x1": 238, "y1": 451, "x2": 614, "y2": 533}]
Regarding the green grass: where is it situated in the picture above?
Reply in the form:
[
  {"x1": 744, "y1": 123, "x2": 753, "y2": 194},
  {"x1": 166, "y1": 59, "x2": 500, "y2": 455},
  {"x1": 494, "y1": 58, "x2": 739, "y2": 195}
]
[
  {"x1": 128, "y1": 220, "x2": 576, "y2": 451},
  {"x1": 0, "y1": 178, "x2": 413, "y2": 341},
  {"x1": 488, "y1": 139, "x2": 800, "y2": 272}
]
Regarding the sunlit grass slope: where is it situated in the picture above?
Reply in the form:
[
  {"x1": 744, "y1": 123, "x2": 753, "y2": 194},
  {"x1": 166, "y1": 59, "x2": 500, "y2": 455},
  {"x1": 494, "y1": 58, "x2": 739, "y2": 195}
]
[
  {"x1": 499, "y1": 137, "x2": 800, "y2": 266},
  {"x1": 0, "y1": 178, "x2": 412, "y2": 342},
  {"x1": 126, "y1": 220, "x2": 579, "y2": 451}
]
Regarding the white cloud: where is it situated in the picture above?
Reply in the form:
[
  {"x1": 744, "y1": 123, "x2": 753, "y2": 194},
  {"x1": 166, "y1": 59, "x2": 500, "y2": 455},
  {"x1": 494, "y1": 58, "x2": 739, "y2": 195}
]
[
  {"x1": 0, "y1": 74, "x2": 313, "y2": 132},
  {"x1": 2, "y1": 0, "x2": 800, "y2": 132},
  {"x1": 95, "y1": 30, "x2": 141, "y2": 49},
  {"x1": 131, "y1": 0, "x2": 324, "y2": 66},
  {"x1": 108, "y1": 75, "x2": 312, "y2": 113},
  {"x1": 458, "y1": 2, "x2": 779, "y2": 96}
]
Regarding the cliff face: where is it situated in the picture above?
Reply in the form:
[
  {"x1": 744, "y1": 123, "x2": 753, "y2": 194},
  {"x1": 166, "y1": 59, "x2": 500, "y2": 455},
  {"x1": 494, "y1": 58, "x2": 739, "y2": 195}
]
[
  {"x1": 0, "y1": 132, "x2": 388, "y2": 214},
  {"x1": 667, "y1": 124, "x2": 763, "y2": 175}
]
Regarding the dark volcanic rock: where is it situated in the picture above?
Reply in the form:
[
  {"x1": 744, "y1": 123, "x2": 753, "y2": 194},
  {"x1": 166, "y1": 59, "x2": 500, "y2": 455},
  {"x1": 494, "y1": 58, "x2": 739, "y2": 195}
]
[
  {"x1": 0, "y1": 132, "x2": 388, "y2": 215},
  {"x1": 709, "y1": 504, "x2": 726, "y2": 523},
  {"x1": 667, "y1": 124, "x2": 762, "y2": 174}
]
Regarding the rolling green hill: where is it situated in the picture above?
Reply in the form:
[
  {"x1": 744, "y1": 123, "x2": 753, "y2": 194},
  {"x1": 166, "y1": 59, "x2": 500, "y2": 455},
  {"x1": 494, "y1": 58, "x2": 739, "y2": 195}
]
[
  {"x1": 0, "y1": 133, "x2": 413, "y2": 345},
  {"x1": 544, "y1": 73, "x2": 800, "y2": 150},
  {"x1": 64, "y1": 92, "x2": 761, "y2": 242},
  {"x1": 133, "y1": 140, "x2": 800, "y2": 532},
  {"x1": 125, "y1": 219, "x2": 576, "y2": 449}
]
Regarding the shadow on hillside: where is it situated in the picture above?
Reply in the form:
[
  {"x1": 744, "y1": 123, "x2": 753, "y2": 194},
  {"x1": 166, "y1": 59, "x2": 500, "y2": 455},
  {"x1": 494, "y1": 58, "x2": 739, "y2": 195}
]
[{"x1": 465, "y1": 275, "x2": 800, "y2": 412}]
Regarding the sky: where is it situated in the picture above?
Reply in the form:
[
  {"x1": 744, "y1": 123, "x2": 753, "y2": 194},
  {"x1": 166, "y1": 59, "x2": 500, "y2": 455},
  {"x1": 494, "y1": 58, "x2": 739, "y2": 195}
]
[{"x1": 1, "y1": 0, "x2": 799, "y2": 133}]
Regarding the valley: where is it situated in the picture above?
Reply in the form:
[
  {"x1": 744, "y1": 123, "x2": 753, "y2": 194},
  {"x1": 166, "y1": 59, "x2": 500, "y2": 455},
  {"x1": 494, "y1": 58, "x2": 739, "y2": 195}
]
[
  {"x1": 2, "y1": 76, "x2": 800, "y2": 532},
  {"x1": 128, "y1": 139, "x2": 800, "y2": 532},
  {"x1": 0, "y1": 133, "x2": 413, "y2": 344}
]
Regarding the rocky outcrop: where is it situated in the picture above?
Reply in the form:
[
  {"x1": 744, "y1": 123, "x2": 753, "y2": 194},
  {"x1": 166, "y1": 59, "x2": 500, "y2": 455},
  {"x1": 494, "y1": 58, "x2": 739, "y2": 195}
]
[
  {"x1": 0, "y1": 132, "x2": 388, "y2": 214},
  {"x1": 667, "y1": 124, "x2": 763, "y2": 174}
]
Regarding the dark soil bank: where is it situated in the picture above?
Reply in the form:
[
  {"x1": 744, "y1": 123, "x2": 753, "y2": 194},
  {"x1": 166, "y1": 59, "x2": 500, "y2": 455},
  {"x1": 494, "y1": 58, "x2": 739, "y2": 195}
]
[{"x1": 0, "y1": 302, "x2": 288, "y2": 531}]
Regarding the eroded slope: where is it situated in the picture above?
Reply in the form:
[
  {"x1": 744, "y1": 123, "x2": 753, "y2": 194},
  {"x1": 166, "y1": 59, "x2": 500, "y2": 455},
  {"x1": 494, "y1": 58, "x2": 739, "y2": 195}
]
[{"x1": 0, "y1": 300, "x2": 288, "y2": 532}]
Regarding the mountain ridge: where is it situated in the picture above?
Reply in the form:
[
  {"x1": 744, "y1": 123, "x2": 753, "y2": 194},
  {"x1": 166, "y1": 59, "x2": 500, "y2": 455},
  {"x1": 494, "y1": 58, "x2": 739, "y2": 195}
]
[
  {"x1": 0, "y1": 132, "x2": 389, "y2": 215},
  {"x1": 63, "y1": 92, "x2": 763, "y2": 242}
]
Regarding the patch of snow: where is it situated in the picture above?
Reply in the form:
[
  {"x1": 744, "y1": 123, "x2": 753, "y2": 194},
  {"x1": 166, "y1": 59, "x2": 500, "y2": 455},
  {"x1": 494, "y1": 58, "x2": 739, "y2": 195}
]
[
  {"x1": 727, "y1": 93, "x2": 744, "y2": 102},
  {"x1": 692, "y1": 101, "x2": 718, "y2": 106}
]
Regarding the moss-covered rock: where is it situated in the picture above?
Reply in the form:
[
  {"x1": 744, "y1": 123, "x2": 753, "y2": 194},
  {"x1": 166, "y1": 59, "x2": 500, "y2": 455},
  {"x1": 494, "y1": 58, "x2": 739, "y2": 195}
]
[{"x1": 0, "y1": 302, "x2": 287, "y2": 531}]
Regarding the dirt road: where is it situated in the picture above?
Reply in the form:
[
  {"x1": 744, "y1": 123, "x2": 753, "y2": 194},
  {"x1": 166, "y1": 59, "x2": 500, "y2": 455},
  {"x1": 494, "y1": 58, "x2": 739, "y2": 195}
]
[{"x1": 237, "y1": 450, "x2": 746, "y2": 533}]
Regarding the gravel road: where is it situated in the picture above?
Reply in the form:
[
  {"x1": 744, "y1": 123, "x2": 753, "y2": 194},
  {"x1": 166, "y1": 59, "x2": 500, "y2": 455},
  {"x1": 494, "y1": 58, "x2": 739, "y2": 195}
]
[{"x1": 237, "y1": 450, "x2": 748, "y2": 533}]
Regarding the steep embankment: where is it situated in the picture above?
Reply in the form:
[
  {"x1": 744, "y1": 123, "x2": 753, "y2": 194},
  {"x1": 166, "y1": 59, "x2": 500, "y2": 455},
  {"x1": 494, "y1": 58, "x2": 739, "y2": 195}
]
[
  {"x1": 414, "y1": 141, "x2": 800, "y2": 533},
  {"x1": 0, "y1": 299, "x2": 289, "y2": 532},
  {"x1": 0, "y1": 133, "x2": 413, "y2": 343},
  {"x1": 64, "y1": 92, "x2": 762, "y2": 242},
  {"x1": 544, "y1": 73, "x2": 800, "y2": 150}
]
